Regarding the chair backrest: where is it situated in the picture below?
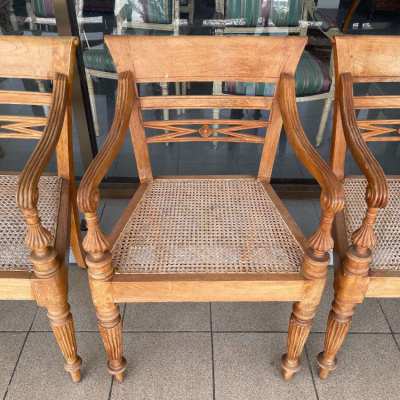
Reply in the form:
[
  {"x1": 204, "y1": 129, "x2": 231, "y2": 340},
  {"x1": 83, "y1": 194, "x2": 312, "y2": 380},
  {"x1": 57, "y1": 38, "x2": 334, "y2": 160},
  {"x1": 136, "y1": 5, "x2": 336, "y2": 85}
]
[
  {"x1": 0, "y1": 36, "x2": 77, "y2": 178},
  {"x1": 331, "y1": 35, "x2": 400, "y2": 178},
  {"x1": 105, "y1": 35, "x2": 306, "y2": 182},
  {"x1": 224, "y1": 0, "x2": 305, "y2": 27}
]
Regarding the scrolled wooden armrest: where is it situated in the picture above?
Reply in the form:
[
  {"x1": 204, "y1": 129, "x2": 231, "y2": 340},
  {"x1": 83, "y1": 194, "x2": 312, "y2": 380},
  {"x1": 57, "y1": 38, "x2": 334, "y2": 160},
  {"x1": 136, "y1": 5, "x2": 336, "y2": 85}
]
[
  {"x1": 339, "y1": 72, "x2": 388, "y2": 209},
  {"x1": 17, "y1": 73, "x2": 68, "y2": 212},
  {"x1": 278, "y1": 73, "x2": 343, "y2": 214},
  {"x1": 77, "y1": 71, "x2": 134, "y2": 214}
]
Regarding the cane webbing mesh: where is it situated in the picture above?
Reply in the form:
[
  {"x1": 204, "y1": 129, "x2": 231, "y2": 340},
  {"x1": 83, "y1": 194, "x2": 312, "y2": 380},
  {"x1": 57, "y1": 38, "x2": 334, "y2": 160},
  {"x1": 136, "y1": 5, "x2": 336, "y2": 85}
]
[
  {"x1": 0, "y1": 174, "x2": 62, "y2": 271},
  {"x1": 344, "y1": 176, "x2": 400, "y2": 271},
  {"x1": 113, "y1": 178, "x2": 304, "y2": 274}
]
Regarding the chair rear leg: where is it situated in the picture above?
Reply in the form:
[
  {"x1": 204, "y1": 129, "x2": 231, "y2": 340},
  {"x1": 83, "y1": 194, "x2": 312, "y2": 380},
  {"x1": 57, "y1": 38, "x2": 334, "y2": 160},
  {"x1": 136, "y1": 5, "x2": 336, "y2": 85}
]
[{"x1": 317, "y1": 247, "x2": 370, "y2": 379}]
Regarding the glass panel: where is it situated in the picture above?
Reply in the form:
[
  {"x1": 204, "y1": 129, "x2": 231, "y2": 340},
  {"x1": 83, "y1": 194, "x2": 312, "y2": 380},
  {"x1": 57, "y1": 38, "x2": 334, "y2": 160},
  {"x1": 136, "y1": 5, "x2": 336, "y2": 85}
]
[{"x1": 75, "y1": 0, "x2": 399, "y2": 181}]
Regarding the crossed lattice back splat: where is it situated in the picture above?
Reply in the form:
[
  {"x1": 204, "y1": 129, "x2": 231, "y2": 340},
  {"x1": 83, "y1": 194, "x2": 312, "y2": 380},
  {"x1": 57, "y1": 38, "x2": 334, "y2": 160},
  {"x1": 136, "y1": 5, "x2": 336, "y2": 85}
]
[
  {"x1": 105, "y1": 35, "x2": 307, "y2": 181},
  {"x1": 0, "y1": 36, "x2": 76, "y2": 144}
]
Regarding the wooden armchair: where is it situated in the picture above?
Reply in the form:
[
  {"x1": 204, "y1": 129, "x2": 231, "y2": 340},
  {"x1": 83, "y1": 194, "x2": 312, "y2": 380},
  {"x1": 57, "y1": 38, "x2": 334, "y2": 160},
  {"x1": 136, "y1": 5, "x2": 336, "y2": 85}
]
[
  {"x1": 0, "y1": 36, "x2": 85, "y2": 382},
  {"x1": 317, "y1": 35, "x2": 400, "y2": 378},
  {"x1": 77, "y1": 35, "x2": 343, "y2": 382}
]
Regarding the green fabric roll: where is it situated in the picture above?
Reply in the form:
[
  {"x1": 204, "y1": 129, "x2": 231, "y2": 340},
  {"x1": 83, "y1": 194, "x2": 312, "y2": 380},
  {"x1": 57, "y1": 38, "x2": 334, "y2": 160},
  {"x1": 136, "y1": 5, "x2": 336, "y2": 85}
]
[
  {"x1": 120, "y1": 0, "x2": 173, "y2": 24},
  {"x1": 83, "y1": 48, "x2": 116, "y2": 72},
  {"x1": 224, "y1": 51, "x2": 331, "y2": 97},
  {"x1": 225, "y1": 0, "x2": 304, "y2": 27}
]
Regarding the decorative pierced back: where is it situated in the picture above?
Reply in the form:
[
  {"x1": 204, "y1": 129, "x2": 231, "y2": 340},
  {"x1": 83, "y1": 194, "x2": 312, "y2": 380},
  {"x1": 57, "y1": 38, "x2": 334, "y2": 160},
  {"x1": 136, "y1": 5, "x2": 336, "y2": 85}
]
[
  {"x1": 0, "y1": 36, "x2": 76, "y2": 142},
  {"x1": 331, "y1": 36, "x2": 400, "y2": 177},
  {"x1": 0, "y1": 36, "x2": 77, "y2": 179},
  {"x1": 105, "y1": 35, "x2": 306, "y2": 181}
]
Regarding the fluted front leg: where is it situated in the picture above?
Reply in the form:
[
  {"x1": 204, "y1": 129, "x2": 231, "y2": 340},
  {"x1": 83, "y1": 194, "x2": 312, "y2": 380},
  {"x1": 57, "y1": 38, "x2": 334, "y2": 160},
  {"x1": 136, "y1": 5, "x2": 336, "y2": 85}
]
[
  {"x1": 26, "y1": 208, "x2": 82, "y2": 382},
  {"x1": 281, "y1": 254, "x2": 328, "y2": 380},
  {"x1": 318, "y1": 247, "x2": 370, "y2": 379},
  {"x1": 282, "y1": 210, "x2": 334, "y2": 380},
  {"x1": 83, "y1": 212, "x2": 126, "y2": 382}
]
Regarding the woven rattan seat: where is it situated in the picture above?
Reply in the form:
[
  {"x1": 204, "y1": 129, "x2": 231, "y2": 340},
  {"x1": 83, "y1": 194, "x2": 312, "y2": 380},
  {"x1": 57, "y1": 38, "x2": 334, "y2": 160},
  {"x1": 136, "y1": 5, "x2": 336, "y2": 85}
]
[
  {"x1": 0, "y1": 174, "x2": 62, "y2": 272},
  {"x1": 112, "y1": 178, "x2": 305, "y2": 274},
  {"x1": 344, "y1": 176, "x2": 400, "y2": 271}
]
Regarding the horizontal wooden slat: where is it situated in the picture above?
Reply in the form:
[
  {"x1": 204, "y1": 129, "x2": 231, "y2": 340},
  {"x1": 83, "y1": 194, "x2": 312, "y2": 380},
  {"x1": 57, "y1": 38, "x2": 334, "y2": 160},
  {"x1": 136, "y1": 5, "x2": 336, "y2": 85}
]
[
  {"x1": 366, "y1": 274, "x2": 400, "y2": 298},
  {"x1": 0, "y1": 271, "x2": 33, "y2": 300},
  {"x1": 105, "y1": 35, "x2": 306, "y2": 83},
  {"x1": 353, "y1": 96, "x2": 400, "y2": 109},
  {"x1": 140, "y1": 95, "x2": 273, "y2": 110},
  {"x1": 143, "y1": 119, "x2": 269, "y2": 127},
  {"x1": 147, "y1": 136, "x2": 264, "y2": 144},
  {"x1": 0, "y1": 90, "x2": 52, "y2": 105},
  {"x1": 112, "y1": 273, "x2": 305, "y2": 302},
  {"x1": 0, "y1": 132, "x2": 42, "y2": 139}
]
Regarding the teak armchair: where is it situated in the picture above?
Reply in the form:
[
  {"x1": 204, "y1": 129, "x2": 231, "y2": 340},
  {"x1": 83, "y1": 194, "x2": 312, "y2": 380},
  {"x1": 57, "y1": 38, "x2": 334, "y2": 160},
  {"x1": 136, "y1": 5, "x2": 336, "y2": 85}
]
[
  {"x1": 318, "y1": 35, "x2": 400, "y2": 378},
  {"x1": 77, "y1": 35, "x2": 344, "y2": 382},
  {"x1": 0, "y1": 36, "x2": 85, "y2": 382}
]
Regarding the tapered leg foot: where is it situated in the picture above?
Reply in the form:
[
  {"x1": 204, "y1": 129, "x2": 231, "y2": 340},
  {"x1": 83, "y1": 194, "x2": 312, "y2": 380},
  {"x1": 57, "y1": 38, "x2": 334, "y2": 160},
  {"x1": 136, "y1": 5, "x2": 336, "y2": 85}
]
[
  {"x1": 98, "y1": 311, "x2": 127, "y2": 380},
  {"x1": 65, "y1": 357, "x2": 82, "y2": 382},
  {"x1": 317, "y1": 352, "x2": 336, "y2": 380},
  {"x1": 281, "y1": 354, "x2": 301, "y2": 381},
  {"x1": 49, "y1": 310, "x2": 82, "y2": 383},
  {"x1": 107, "y1": 357, "x2": 127, "y2": 382}
]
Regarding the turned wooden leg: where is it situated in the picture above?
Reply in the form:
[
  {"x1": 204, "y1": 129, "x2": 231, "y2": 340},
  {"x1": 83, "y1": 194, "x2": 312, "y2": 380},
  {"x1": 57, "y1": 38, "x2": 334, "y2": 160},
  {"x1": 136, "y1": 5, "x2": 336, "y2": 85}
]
[
  {"x1": 97, "y1": 305, "x2": 126, "y2": 382},
  {"x1": 317, "y1": 246, "x2": 370, "y2": 379},
  {"x1": 282, "y1": 209, "x2": 337, "y2": 380},
  {"x1": 47, "y1": 303, "x2": 82, "y2": 382},
  {"x1": 32, "y1": 254, "x2": 82, "y2": 382},
  {"x1": 282, "y1": 255, "x2": 328, "y2": 380},
  {"x1": 282, "y1": 300, "x2": 319, "y2": 381},
  {"x1": 83, "y1": 212, "x2": 127, "y2": 381}
]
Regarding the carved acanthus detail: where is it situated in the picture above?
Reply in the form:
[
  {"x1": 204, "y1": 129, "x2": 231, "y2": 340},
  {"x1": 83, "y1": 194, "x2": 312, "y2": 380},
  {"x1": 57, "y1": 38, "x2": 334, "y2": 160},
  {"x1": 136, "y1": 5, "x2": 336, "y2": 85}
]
[
  {"x1": 82, "y1": 212, "x2": 110, "y2": 254},
  {"x1": 21, "y1": 208, "x2": 53, "y2": 250},
  {"x1": 351, "y1": 208, "x2": 378, "y2": 251}
]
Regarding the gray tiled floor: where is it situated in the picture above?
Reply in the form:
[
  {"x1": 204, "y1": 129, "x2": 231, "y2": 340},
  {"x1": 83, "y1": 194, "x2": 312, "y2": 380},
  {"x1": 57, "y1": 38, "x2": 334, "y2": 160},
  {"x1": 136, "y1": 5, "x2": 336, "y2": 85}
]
[{"x1": 1, "y1": 198, "x2": 400, "y2": 400}]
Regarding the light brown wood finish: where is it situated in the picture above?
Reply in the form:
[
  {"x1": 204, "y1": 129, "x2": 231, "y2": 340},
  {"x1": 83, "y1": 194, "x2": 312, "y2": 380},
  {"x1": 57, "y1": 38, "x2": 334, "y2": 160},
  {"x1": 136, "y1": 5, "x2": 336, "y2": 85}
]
[
  {"x1": 318, "y1": 35, "x2": 400, "y2": 380},
  {"x1": 78, "y1": 36, "x2": 343, "y2": 382},
  {"x1": 140, "y1": 95, "x2": 273, "y2": 110},
  {"x1": 0, "y1": 36, "x2": 84, "y2": 382}
]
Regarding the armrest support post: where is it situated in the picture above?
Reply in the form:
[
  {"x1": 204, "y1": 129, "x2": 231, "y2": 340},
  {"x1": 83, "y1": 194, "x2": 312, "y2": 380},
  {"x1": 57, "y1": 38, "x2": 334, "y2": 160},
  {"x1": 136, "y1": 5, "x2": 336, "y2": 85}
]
[{"x1": 278, "y1": 73, "x2": 344, "y2": 262}]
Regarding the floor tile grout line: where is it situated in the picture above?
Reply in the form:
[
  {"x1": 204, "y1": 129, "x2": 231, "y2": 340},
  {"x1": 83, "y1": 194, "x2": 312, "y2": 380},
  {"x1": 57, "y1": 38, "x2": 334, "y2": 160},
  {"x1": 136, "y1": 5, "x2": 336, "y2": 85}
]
[
  {"x1": 378, "y1": 301, "x2": 400, "y2": 353},
  {"x1": 3, "y1": 307, "x2": 38, "y2": 400},
  {"x1": 209, "y1": 303, "x2": 216, "y2": 400},
  {"x1": 108, "y1": 376, "x2": 115, "y2": 400},
  {"x1": 305, "y1": 346, "x2": 320, "y2": 400},
  {"x1": 16, "y1": 329, "x2": 397, "y2": 334}
]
